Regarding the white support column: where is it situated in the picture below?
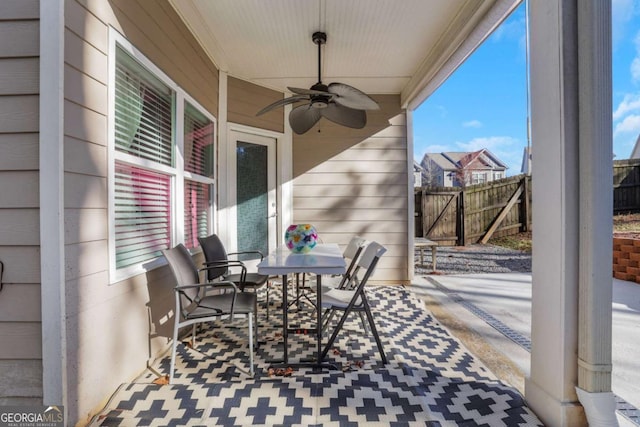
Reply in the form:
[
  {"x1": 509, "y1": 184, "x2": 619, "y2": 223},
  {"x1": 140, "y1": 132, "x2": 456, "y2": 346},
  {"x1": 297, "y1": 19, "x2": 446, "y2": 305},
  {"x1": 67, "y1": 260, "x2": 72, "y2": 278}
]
[
  {"x1": 406, "y1": 109, "x2": 416, "y2": 280},
  {"x1": 526, "y1": 1, "x2": 615, "y2": 426},
  {"x1": 525, "y1": 0, "x2": 584, "y2": 425},
  {"x1": 39, "y1": 0, "x2": 67, "y2": 412},
  {"x1": 575, "y1": 1, "x2": 616, "y2": 425},
  {"x1": 217, "y1": 71, "x2": 229, "y2": 243}
]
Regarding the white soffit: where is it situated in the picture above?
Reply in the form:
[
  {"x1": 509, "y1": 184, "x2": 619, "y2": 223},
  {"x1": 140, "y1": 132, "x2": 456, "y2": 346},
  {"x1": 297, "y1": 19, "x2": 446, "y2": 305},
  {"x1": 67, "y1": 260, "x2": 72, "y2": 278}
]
[{"x1": 170, "y1": 0, "x2": 520, "y2": 108}]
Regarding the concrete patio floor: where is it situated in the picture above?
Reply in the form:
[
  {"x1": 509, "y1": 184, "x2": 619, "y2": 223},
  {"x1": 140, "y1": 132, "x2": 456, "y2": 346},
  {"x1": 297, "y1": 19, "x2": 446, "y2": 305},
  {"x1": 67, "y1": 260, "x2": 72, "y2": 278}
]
[{"x1": 414, "y1": 272, "x2": 640, "y2": 427}]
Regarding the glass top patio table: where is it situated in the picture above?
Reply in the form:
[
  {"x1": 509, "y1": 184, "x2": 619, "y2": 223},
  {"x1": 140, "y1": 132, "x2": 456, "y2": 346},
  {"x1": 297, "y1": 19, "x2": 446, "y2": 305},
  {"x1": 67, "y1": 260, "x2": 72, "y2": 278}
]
[{"x1": 257, "y1": 243, "x2": 346, "y2": 368}]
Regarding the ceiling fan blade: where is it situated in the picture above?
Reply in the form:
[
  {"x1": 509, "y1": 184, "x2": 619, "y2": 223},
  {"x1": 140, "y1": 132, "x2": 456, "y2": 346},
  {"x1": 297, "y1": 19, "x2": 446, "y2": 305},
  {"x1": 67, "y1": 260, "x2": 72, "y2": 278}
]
[
  {"x1": 328, "y1": 83, "x2": 380, "y2": 110},
  {"x1": 256, "y1": 95, "x2": 308, "y2": 116},
  {"x1": 288, "y1": 86, "x2": 333, "y2": 96},
  {"x1": 289, "y1": 104, "x2": 323, "y2": 134},
  {"x1": 321, "y1": 103, "x2": 367, "y2": 129}
]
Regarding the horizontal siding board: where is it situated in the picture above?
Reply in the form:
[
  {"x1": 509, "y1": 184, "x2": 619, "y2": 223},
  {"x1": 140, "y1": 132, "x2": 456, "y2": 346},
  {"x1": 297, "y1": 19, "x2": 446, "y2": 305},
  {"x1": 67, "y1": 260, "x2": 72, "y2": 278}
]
[
  {"x1": 308, "y1": 160, "x2": 407, "y2": 174},
  {"x1": 309, "y1": 220, "x2": 406, "y2": 234},
  {"x1": 0, "y1": 247, "x2": 40, "y2": 284},
  {"x1": 64, "y1": 172, "x2": 107, "y2": 209},
  {"x1": 65, "y1": 64, "x2": 108, "y2": 115},
  {"x1": 228, "y1": 77, "x2": 283, "y2": 132},
  {"x1": 294, "y1": 184, "x2": 406, "y2": 198},
  {"x1": 65, "y1": 240, "x2": 109, "y2": 280},
  {"x1": 0, "y1": 58, "x2": 39, "y2": 95},
  {"x1": 0, "y1": 171, "x2": 39, "y2": 207},
  {"x1": 64, "y1": 0, "x2": 109, "y2": 55},
  {"x1": 0, "y1": 284, "x2": 40, "y2": 322},
  {"x1": 0, "y1": 133, "x2": 38, "y2": 170},
  {"x1": 292, "y1": 208, "x2": 407, "y2": 222},
  {"x1": 297, "y1": 136, "x2": 406, "y2": 152},
  {"x1": 0, "y1": 21, "x2": 39, "y2": 57},
  {"x1": 0, "y1": 0, "x2": 39, "y2": 19},
  {"x1": 0, "y1": 360, "x2": 42, "y2": 399},
  {"x1": 64, "y1": 99, "x2": 107, "y2": 145},
  {"x1": 318, "y1": 232, "x2": 411, "y2": 246},
  {"x1": 294, "y1": 196, "x2": 407, "y2": 210},
  {"x1": 331, "y1": 148, "x2": 406, "y2": 162},
  {"x1": 65, "y1": 29, "x2": 108, "y2": 84},
  {"x1": 0, "y1": 209, "x2": 39, "y2": 245},
  {"x1": 64, "y1": 136, "x2": 107, "y2": 177},
  {"x1": 139, "y1": 0, "x2": 219, "y2": 84},
  {"x1": 293, "y1": 172, "x2": 407, "y2": 186},
  {"x1": 65, "y1": 208, "x2": 108, "y2": 244},
  {"x1": 0, "y1": 323, "x2": 41, "y2": 359},
  {"x1": 0, "y1": 95, "x2": 39, "y2": 133}
]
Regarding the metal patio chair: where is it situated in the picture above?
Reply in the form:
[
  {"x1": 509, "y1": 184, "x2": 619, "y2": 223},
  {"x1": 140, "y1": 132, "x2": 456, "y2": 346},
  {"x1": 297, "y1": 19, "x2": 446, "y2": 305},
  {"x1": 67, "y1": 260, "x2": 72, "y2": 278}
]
[
  {"x1": 162, "y1": 244, "x2": 256, "y2": 383},
  {"x1": 198, "y1": 234, "x2": 270, "y2": 321}
]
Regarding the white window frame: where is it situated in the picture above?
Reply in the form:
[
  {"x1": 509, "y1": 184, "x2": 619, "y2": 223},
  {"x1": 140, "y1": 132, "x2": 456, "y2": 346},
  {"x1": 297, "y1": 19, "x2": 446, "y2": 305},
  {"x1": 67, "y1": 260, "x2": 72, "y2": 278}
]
[{"x1": 108, "y1": 29, "x2": 216, "y2": 283}]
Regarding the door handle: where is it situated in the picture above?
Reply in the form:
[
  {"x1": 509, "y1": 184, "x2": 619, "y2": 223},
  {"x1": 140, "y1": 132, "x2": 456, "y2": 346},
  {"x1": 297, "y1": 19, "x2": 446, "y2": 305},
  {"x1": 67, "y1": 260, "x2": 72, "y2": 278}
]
[{"x1": 267, "y1": 212, "x2": 278, "y2": 219}]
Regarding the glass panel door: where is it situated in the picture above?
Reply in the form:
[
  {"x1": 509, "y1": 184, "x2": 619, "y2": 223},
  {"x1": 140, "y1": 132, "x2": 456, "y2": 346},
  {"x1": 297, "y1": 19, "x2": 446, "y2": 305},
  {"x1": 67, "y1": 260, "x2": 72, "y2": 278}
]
[{"x1": 230, "y1": 131, "x2": 277, "y2": 262}]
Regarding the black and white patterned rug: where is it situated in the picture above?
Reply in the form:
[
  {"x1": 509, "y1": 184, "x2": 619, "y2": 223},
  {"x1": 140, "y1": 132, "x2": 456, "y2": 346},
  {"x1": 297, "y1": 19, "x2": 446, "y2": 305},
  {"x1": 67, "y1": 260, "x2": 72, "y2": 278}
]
[{"x1": 91, "y1": 285, "x2": 543, "y2": 426}]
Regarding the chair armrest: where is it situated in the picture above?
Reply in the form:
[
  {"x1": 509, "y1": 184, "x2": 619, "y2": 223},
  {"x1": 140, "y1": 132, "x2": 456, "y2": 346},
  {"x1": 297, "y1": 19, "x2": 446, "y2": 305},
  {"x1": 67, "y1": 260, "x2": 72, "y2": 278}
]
[
  {"x1": 175, "y1": 280, "x2": 238, "y2": 293},
  {"x1": 228, "y1": 250, "x2": 264, "y2": 261},
  {"x1": 200, "y1": 261, "x2": 248, "y2": 283}
]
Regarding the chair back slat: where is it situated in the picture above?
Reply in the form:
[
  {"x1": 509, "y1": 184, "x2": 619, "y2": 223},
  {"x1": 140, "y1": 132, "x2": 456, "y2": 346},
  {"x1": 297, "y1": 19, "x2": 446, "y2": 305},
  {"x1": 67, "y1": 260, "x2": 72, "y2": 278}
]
[
  {"x1": 162, "y1": 244, "x2": 200, "y2": 302},
  {"x1": 343, "y1": 236, "x2": 366, "y2": 260},
  {"x1": 198, "y1": 234, "x2": 229, "y2": 281},
  {"x1": 356, "y1": 241, "x2": 387, "y2": 271}
]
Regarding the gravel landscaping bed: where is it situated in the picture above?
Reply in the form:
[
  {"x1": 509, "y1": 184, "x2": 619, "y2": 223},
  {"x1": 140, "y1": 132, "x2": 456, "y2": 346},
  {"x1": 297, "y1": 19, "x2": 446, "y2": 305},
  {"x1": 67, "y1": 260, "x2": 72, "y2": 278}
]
[{"x1": 415, "y1": 244, "x2": 532, "y2": 275}]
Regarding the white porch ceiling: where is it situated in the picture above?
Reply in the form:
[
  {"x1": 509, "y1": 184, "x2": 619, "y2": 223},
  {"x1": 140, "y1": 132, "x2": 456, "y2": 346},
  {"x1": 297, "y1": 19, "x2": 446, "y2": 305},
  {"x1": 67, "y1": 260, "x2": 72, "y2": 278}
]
[{"x1": 169, "y1": 0, "x2": 520, "y2": 109}]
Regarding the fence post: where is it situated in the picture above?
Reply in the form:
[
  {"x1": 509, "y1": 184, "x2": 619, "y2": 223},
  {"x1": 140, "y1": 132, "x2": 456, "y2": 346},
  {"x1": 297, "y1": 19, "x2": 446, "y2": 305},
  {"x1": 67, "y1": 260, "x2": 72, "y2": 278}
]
[
  {"x1": 458, "y1": 190, "x2": 465, "y2": 246},
  {"x1": 522, "y1": 175, "x2": 530, "y2": 232}
]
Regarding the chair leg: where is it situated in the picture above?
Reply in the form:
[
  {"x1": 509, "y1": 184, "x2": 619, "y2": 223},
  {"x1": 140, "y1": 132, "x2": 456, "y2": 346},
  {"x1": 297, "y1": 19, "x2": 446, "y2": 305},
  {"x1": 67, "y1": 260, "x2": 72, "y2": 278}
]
[
  {"x1": 266, "y1": 281, "x2": 270, "y2": 320},
  {"x1": 320, "y1": 306, "x2": 352, "y2": 361},
  {"x1": 248, "y1": 312, "x2": 254, "y2": 377},
  {"x1": 170, "y1": 321, "x2": 180, "y2": 384},
  {"x1": 254, "y1": 296, "x2": 259, "y2": 348},
  {"x1": 362, "y1": 298, "x2": 387, "y2": 364}
]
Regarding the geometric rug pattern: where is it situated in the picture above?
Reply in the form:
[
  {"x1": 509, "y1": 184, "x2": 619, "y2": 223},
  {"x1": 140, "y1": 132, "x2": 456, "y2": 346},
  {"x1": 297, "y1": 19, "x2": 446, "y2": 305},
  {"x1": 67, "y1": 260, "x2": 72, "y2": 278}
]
[{"x1": 90, "y1": 285, "x2": 544, "y2": 426}]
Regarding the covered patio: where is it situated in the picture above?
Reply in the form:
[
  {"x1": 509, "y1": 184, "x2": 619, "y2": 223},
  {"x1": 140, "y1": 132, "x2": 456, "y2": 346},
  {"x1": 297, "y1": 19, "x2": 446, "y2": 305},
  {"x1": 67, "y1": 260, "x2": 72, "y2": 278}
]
[{"x1": 0, "y1": 0, "x2": 614, "y2": 425}]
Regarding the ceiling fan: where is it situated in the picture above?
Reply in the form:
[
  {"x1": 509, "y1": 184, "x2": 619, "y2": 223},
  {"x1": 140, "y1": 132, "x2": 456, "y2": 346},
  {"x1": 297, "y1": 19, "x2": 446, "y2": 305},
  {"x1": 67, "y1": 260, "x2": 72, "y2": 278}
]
[{"x1": 256, "y1": 31, "x2": 380, "y2": 134}]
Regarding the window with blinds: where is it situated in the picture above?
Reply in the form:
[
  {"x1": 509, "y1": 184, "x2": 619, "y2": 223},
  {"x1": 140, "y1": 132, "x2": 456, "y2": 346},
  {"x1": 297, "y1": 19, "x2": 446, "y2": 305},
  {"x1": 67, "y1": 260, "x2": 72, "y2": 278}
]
[
  {"x1": 114, "y1": 46, "x2": 173, "y2": 166},
  {"x1": 183, "y1": 102, "x2": 214, "y2": 249},
  {"x1": 110, "y1": 36, "x2": 216, "y2": 281},
  {"x1": 114, "y1": 164, "x2": 171, "y2": 269}
]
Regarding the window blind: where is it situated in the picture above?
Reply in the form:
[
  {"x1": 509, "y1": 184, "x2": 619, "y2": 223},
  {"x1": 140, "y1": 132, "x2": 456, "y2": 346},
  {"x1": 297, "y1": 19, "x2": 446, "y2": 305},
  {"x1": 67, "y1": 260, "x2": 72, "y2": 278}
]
[
  {"x1": 114, "y1": 163, "x2": 172, "y2": 269},
  {"x1": 184, "y1": 102, "x2": 214, "y2": 178},
  {"x1": 115, "y1": 46, "x2": 173, "y2": 166},
  {"x1": 184, "y1": 180, "x2": 210, "y2": 249}
]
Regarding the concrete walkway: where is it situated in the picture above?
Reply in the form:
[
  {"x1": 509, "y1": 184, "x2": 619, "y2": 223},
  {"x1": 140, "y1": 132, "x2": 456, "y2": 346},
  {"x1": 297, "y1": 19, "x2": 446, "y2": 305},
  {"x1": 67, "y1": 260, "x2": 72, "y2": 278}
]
[{"x1": 414, "y1": 273, "x2": 640, "y2": 427}]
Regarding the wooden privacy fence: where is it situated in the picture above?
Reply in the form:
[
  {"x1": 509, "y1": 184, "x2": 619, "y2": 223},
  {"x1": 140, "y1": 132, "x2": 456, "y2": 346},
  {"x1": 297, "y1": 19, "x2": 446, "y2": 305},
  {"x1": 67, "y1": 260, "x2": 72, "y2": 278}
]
[
  {"x1": 415, "y1": 174, "x2": 532, "y2": 246},
  {"x1": 614, "y1": 159, "x2": 640, "y2": 214}
]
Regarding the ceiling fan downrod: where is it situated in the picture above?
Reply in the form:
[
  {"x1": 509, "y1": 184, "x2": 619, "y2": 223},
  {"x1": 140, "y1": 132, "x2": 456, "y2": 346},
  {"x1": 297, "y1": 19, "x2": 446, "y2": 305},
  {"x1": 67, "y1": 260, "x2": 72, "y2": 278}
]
[{"x1": 310, "y1": 32, "x2": 330, "y2": 108}]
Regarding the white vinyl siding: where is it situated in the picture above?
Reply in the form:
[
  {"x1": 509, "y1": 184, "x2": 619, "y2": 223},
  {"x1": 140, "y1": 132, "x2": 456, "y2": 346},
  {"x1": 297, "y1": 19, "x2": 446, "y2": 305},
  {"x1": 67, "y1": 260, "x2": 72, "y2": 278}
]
[{"x1": 109, "y1": 31, "x2": 216, "y2": 282}]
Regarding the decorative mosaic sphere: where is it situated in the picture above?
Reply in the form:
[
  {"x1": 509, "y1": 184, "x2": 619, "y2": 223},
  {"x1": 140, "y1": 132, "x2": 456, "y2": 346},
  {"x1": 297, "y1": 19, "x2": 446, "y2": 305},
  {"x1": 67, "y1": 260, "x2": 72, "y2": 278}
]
[{"x1": 284, "y1": 224, "x2": 318, "y2": 254}]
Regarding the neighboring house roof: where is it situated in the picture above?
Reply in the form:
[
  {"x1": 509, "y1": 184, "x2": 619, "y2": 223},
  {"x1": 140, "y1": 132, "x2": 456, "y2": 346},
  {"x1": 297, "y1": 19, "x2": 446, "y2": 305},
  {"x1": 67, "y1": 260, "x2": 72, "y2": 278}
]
[
  {"x1": 422, "y1": 153, "x2": 457, "y2": 171},
  {"x1": 422, "y1": 149, "x2": 508, "y2": 172}
]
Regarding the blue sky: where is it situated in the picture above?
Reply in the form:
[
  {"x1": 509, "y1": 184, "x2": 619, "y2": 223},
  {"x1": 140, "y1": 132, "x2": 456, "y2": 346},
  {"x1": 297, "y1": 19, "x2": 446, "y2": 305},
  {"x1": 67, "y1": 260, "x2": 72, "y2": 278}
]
[{"x1": 413, "y1": 0, "x2": 640, "y2": 176}]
